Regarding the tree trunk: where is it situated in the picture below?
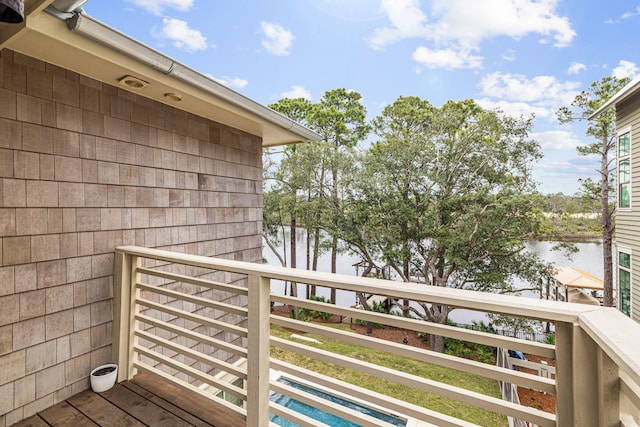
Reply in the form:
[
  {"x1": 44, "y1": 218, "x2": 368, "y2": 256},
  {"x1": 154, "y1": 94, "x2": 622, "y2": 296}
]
[
  {"x1": 601, "y1": 137, "x2": 614, "y2": 307},
  {"x1": 428, "y1": 304, "x2": 449, "y2": 353},
  {"x1": 290, "y1": 217, "x2": 298, "y2": 319},
  {"x1": 311, "y1": 226, "x2": 320, "y2": 297},
  {"x1": 306, "y1": 227, "x2": 311, "y2": 299},
  {"x1": 330, "y1": 234, "x2": 338, "y2": 304},
  {"x1": 402, "y1": 239, "x2": 410, "y2": 317},
  {"x1": 430, "y1": 334, "x2": 445, "y2": 353}
]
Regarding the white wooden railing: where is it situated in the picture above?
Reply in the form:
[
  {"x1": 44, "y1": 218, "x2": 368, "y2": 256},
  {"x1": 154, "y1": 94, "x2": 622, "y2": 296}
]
[{"x1": 113, "y1": 246, "x2": 640, "y2": 427}]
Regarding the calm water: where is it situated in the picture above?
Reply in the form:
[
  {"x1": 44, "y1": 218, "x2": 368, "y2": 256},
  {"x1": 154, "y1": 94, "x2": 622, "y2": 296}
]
[{"x1": 263, "y1": 231, "x2": 604, "y2": 323}]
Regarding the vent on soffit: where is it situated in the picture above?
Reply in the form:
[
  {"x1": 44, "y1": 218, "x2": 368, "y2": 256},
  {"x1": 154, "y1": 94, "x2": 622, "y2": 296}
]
[{"x1": 118, "y1": 75, "x2": 149, "y2": 90}]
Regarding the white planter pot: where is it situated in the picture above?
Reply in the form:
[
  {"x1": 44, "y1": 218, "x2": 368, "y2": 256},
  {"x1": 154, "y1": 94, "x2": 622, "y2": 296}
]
[{"x1": 90, "y1": 364, "x2": 118, "y2": 392}]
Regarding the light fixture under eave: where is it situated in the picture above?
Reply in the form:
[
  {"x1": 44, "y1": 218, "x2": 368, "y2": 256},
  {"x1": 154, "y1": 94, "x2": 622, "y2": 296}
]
[
  {"x1": 117, "y1": 75, "x2": 149, "y2": 90},
  {"x1": 164, "y1": 93, "x2": 182, "y2": 102},
  {"x1": 0, "y1": 0, "x2": 24, "y2": 23}
]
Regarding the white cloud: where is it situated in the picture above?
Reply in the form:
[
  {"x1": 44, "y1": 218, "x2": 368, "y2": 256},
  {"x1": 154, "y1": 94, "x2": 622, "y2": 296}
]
[
  {"x1": 606, "y1": 6, "x2": 640, "y2": 24},
  {"x1": 370, "y1": 0, "x2": 575, "y2": 69},
  {"x1": 612, "y1": 60, "x2": 640, "y2": 79},
  {"x1": 126, "y1": 0, "x2": 193, "y2": 15},
  {"x1": 531, "y1": 130, "x2": 583, "y2": 151},
  {"x1": 213, "y1": 76, "x2": 249, "y2": 89},
  {"x1": 477, "y1": 72, "x2": 581, "y2": 120},
  {"x1": 260, "y1": 22, "x2": 295, "y2": 56},
  {"x1": 567, "y1": 62, "x2": 586, "y2": 75},
  {"x1": 476, "y1": 98, "x2": 553, "y2": 119},
  {"x1": 280, "y1": 85, "x2": 312, "y2": 100},
  {"x1": 159, "y1": 18, "x2": 208, "y2": 52},
  {"x1": 412, "y1": 46, "x2": 483, "y2": 70},
  {"x1": 480, "y1": 72, "x2": 580, "y2": 104},
  {"x1": 369, "y1": 0, "x2": 430, "y2": 49}
]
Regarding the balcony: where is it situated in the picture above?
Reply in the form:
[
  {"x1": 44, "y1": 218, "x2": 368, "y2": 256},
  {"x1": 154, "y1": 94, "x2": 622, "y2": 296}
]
[{"x1": 58, "y1": 246, "x2": 640, "y2": 426}]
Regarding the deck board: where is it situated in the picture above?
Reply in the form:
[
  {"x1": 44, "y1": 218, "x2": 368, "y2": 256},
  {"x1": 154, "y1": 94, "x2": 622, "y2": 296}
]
[
  {"x1": 67, "y1": 390, "x2": 146, "y2": 427},
  {"x1": 10, "y1": 373, "x2": 245, "y2": 427},
  {"x1": 121, "y1": 381, "x2": 215, "y2": 427},
  {"x1": 130, "y1": 373, "x2": 245, "y2": 427},
  {"x1": 10, "y1": 415, "x2": 49, "y2": 427},
  {"x1": 100, "y1": 383, "x2": 192, "y2": 427},
  {"x1": 39, "y1": 401, "x2": 98, "y2": 427}
]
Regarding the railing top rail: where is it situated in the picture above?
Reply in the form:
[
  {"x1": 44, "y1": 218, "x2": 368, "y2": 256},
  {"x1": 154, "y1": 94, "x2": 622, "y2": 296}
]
[
  {"x1": 579, "y1": 308, "x2": 640, "y2": 386},
  {"x1": 115, "y1": 245, "x2": 600, "y2": 323}
]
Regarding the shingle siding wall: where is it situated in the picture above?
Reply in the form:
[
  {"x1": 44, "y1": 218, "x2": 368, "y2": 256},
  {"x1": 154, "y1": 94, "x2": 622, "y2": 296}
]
[
  {"x1": 616, "y1": 91, "x2": 640, "y2": 323},
  {"x1": 0, "y1": 49, "x2": 263, "y2": 426}
]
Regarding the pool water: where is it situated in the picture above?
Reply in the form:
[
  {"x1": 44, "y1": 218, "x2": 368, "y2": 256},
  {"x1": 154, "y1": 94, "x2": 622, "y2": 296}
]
[{"x1": 269, "y1": 378, "x2": 406, "y2": 427}]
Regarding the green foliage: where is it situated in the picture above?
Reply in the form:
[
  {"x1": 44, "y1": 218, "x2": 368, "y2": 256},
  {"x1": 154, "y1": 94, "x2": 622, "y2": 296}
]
[
  {"x1": 291, "y1": 295, "x2": 333, "y2": 322},
  {"x1": 341, "y1": 97, "x2": 553, "y2": 351},
  {"x1": 265, "y1": 90, "x2": 370, "y2": 291},
  {"x1": 542, "y1": 334, "x2": 555, "y2": 345},
  {"x1": 443, "y1": 321, "x2": 497, "y2": 364},
  {"x1": 487, "y1": 314, "x2": 540, "y2": 338},
  {"x1": 354, "y1": 298, "x2": 388, "y2": 328}
]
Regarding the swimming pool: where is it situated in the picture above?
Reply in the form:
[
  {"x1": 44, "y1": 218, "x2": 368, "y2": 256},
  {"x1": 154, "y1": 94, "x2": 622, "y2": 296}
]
[{"x1": 269, "y1": 377, "x2": 407, "y2": 427}]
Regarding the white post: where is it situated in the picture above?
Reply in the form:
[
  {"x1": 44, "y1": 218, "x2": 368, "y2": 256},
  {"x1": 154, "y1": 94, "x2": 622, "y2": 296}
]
[
  {"x1": 571, "y1": 323, "x2": 599, "y2": 426},
  {"x1": 112, "y1": 251, "x2": 140, "y2": 382},
  {"x1": 246, "y1": 274, "x2": 271, "y2": 425},
  {"x1": 554, "y1": 321, "x2": 574, "y2": 426},
  {"x1": 597, "y1": 347, "x2": 619, "y2": 426}
]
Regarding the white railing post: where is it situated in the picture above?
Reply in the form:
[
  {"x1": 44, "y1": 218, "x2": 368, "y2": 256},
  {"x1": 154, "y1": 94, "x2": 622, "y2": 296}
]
[
  {"x1": 572, "y1": 323, "x2": 599, "y2": 426},
  {"x1": 247, "y1": 274, "x2": 271, "y2": 425},
  {"x1": 597, "y1": 347, "x2": 619, "y2": 426},
  {"x1": 556, "y1": 320, "x2": 604, "y2": 426},
  {"x1": 112, "y1": 251, "x2": 140, "y2": 382},
  {"x1": 555, "y1": 321, "x2": 574, "y2": 426}
]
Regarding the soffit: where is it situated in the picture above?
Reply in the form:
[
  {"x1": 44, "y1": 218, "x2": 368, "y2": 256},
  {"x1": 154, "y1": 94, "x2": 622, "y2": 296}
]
[{"x1": 1, "y1": 8, "x2": 316, "y2": 147}]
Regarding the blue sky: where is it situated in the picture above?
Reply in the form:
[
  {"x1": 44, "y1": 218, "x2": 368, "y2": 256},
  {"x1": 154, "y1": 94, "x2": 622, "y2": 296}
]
[{"x1": 83, "y1": 0, "x2": 640, "y2": 195}]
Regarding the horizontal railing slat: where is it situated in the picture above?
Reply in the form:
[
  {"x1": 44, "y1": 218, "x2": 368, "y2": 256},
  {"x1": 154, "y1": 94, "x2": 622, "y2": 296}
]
[
  {"x1": 132, "y1": 360, "x2": 246, "y2": 420},
  {"x1": 136, "y1": 312, "x2": 247, "y2": 358},
  {"x1": 137, "y1": 266, "x2": 248, "y2": 296},
  {"x1": 272, "y1": 316, "x2": 555, "y2": 394},
  {"x1": 271, "y1": 359, "x2": 480, "y2": 427},
  {"x1": 273, "y1": 294, "x2": 556, "y2": 358},
  {"x1": 271, "y1": 337, "x2": 556, "y2": 427},
  {"x1": 269, "y1": 402, "x2": 333, "y2": 427},
  {"x1": 138, "y1": 282, "x2": 248, "y2": 317},
  {"x1": 137, "y1": 297, "x2": 248, "y2": 338},
  {"x1": 134, "y1": 345, "x2": 247, "y2": 401},
  {"x1": 135, "y1": 329, "x2": 247, "y2": 380},
  {"x1": 271, "y1": 381, "x2": 397, "y2": 427}
]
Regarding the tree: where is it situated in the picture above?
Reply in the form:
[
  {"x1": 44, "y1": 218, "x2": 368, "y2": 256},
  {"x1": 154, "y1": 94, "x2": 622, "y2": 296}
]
[
  {"x1": 344, "y1": 98, "x2": 550, "y2": 352},
  {"x1": 556, "y1": 76, "x2": 630, "y2": 307},
  {"x1": 309, "y1": 89, "x2": 370, "y2": 303}
]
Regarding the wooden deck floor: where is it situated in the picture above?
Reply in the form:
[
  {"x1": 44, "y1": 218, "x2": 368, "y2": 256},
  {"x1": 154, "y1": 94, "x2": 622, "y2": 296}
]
[{"x1": 13, "y1": 373, "x2": 245, "y2": 427}]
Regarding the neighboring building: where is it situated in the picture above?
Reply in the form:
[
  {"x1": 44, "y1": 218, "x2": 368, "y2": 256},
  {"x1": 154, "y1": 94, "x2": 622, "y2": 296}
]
[
  {"x1": 0, "y1": 1, "x2": 318, "y2": 425},
  {"x1": 590, "y1": 76, "x2": 640, "y2": 322}
]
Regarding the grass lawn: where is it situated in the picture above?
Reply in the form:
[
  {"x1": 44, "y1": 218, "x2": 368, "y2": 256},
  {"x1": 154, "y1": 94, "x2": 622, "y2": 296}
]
[{"x1": 270, "y1": 324, "x2": 508, "y2": 426}]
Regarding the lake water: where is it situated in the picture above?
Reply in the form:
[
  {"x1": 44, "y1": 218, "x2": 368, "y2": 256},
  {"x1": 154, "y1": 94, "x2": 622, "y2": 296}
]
[{"x1": 263, "y1": 231, "x2": 604, "y2": 324}]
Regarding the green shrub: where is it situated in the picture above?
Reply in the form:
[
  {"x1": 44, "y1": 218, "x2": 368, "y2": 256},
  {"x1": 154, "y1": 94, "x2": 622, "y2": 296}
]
[
  {"x1": 444, "y1": 320, "x2": 497, "y2": 364},
  {"x1": 290, "y1": 295, "x2": 333, "y2": 321}
]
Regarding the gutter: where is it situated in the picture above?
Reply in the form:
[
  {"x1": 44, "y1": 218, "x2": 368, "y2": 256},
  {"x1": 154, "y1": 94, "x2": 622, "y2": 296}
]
[
  {"x1": 44, "y1": 8, "x2": 321, "y2": 143},
  {"x1": 589, "y1": 75, "x2": 640, "y2": 121}
]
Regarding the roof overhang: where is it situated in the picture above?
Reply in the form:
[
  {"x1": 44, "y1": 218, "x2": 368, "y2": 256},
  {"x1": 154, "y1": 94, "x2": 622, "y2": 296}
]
[
  {"x1": 552, "y1": 267, "x2": 605, "y2": 290},
  {"x1": 589, "y1": 75, "x2": 640, "y2": 121},
  {"x1": 0, "y1": 2, "x2": 321, "y2": 147}
]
